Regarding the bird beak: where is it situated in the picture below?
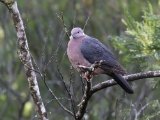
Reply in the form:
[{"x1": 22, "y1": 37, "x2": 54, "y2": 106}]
[{"x1": 70, "y1": 35, "x2": 73, "y2": 40}]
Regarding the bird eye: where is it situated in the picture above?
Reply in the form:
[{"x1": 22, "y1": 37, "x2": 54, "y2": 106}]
[{"x1": 78, "y1": 31, "x2": 79, "y2": 33}]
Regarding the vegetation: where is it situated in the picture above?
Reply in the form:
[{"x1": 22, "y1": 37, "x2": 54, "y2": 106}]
[{"x1": 0, "y1": 0, "x2": 160, "y2": 120}]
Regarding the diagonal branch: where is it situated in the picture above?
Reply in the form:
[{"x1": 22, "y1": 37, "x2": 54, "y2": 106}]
[
  {"x1": 75, "y1": 62, "x2": 160, "y2": 120},
  {"x1": 91, "y1": 70, "x2": 160, "y2": 94},
  {"x1": 43, "y1": 73, "x2": 74, "y2": 116},
  {"x1": 76, "y1": 81, "x2": 92, "y2": 120},
  {"x1": 0, "y1": 1, "x2": 48, "y2": 119}
]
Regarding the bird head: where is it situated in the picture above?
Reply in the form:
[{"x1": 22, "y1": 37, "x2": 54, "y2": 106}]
[{"x1": 70, "y1": 27, "x2": 85, "y2": 40}]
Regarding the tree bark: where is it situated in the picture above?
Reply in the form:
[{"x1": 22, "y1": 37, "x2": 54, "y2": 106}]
[
  {"x1": 76, "y1": 70, "x2": 160, "y2": 120},
  {"x1": 0, "y1": 1, "x2": 48, "y2": 119}
]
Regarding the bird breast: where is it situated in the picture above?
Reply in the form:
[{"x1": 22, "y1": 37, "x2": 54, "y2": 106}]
[{"x1": 67, "y1": 39, "x2": 91, "y2": 71}]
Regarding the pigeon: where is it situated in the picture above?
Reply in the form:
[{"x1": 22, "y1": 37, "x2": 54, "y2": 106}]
[{"x1": 67, "y1": 27, "x2": 133, "y2": 94}]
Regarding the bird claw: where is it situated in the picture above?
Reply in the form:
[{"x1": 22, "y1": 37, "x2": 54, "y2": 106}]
[
  {"x1": 78, "y1": 60, "x2": 105, "y2": 81},
  {"x1": 80, "y1": 72, "x2": 92, "y2": 81},
  {"x1": 78, "y1": 65, "x2": 87, "y2": 69},
  {"x1": 92, "y1": 60, "x2": 105, "y2": 68},
  {"x1": 78, "y1": 65, "x2": 92, "y2": 72},
  {"x1": 77, "y1": 65, "x2": 93, "y2": 81}
]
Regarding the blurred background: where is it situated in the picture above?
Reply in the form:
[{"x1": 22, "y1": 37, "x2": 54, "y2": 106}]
[{"x1": 0, "y1": 0, "x2": 160, "y2": 120}]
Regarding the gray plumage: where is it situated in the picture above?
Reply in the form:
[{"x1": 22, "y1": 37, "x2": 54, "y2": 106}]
[
  {"x1": 67, "y1": 27, "x2": 133, "y2": 94},
  {"x1": 80, "y1": 36, "x2": 126, "y2": 75}
]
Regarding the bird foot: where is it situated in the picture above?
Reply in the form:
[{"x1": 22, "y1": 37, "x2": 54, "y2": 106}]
[
  {"x1": 78, "y1": 65, "x2": 93, "y2": 81},
  {"x1": 78, "y1": 65, "x2": 93, "y2": 72},
  {"x1": 79, "y1": 72, "x2": 93, "y2": 81},
  {"x1": 78, "y1": 61, "x2": 105, "y2": 81}
]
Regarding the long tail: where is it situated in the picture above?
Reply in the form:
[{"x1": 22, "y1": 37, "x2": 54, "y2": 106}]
[{"x1": 111, "y1": 73, "x2": 134, "y2": 94}]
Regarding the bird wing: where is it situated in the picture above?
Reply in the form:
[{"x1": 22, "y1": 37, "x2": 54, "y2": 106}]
[{"x1": 80, "y1": 36, "x2": 126, "y2": 75}]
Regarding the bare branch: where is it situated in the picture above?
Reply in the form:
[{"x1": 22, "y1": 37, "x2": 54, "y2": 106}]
[
  {"x1": 44, "y1": 78, "x2": 74, "y2": 116},
  {"x1": 31, "y1": 53, "x2": 74, "y2": 117},
  {"x1": 56, "y1": 64, "x2": 77, "y2": 118},
  {"x1": 75, "y1": 61, "x2": 160, "y2": 120},
  {"x1": 131, "y1": 102, "x2": 150, "y2": 120},
  {"x1": 76, "y1": 81, "x2": 92, "y2": 120},
  {"x1": 91, "y1": 70, "x2": 160, "y2": 94},
  {"x1": 0, "y1": 1, "x2": 48, "y2": 119},
  {"x1": 56, "y1": 12, "x2": 70, "y2": 38},
  {"x1": 37, "y1": 34, "x2": 75, "y2": 118},
  {"x1": 43, "y1": 73, "x2": 74, "y2": 116},
  {"x1": 83, "y1": 15, "x2": 90, "y2": 30}
]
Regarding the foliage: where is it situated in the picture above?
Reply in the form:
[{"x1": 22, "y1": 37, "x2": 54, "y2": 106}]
[
  {"x1": 110, "y1": 3, "x2": 160, "y2": 120},
  {"x1": 0, "y1": 0, "x2": 160, "y2": 120},
  {"x1": 112, "y1": 3, "x2": 160, "y2": 70}
]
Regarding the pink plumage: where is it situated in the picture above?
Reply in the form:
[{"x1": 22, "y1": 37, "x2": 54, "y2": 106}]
[{"x1": 67, "y1": 27, "x2": 133, "y2": 94}]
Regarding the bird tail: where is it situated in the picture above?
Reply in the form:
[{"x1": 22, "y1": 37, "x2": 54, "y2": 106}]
[{"x1": 111, "y1": 73, "x2": 134, "y2": 94}]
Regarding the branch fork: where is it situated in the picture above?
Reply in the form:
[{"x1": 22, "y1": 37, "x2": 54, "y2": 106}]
[{"x1": 78, "y1": 60, "x2": 104, "y2": 81}]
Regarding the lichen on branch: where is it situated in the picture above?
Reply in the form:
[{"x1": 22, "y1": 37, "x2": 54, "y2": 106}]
[{"x1": 0, "y1": 1, "x2": 48, "y2": 120}]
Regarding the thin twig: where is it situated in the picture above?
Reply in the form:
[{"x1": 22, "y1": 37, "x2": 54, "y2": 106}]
[
  {"x1": 83, "y1": 15, "x2": 90, "y2": 31},
  {"x1": 72, "y1": 11, "x2": 77, "y2": 28},
  {"x1": 76, "y1": 81, "x2": 92, "y2": 120},
  {"x1": 50, "y1": 27, "x2": 77, "y2": 118},
  {"x1": 56, "y1": 12, "x2": 70, "y2": 38},
  {"x1": 30, "y1": 59, "x2": 74, "y2": 117},
  {"x1": 43, "y1": 73, "x2": 74, "y2": 116},
  {"x1": 46, "y1": 97, "x2": 71, "y2": 106},
  {"x1": 56, "y1": 64, "x2": 77, "y2": 118},
  {"x1": 55, "y1": 12, "x2": 77, "y2": 117},
  {"x1": 37, "y1": 29, "x2": 75, "y2": 117},
  {"x1": 137, "y1": 103, "x2": 149, "y2": 116}
]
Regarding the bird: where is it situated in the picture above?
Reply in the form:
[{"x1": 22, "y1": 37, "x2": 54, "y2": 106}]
[{"x1": 67, "y1": 27, "x2": 133, "y2": 94}]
